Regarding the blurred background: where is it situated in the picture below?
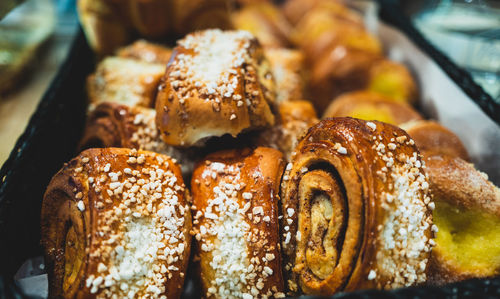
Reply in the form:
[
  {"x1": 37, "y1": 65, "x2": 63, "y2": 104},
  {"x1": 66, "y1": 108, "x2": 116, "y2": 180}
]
[{"x1": 0, "y1": 0, "x2": 498, "y2": 165}]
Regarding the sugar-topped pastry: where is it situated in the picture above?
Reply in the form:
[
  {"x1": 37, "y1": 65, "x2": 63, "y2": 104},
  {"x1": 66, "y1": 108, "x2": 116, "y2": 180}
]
[
  {"x1": 41, "y1": 148, "x2": 191, "y2": 298},
  {"x1": 191, "y1": 147, "x2": 286, "y2": 298},
  {"x1": 155, "y1": 29, "x2": 276, "y2": 147},
  {"x1": 280, "y1": 118, "x2": 434, "y2": 295}
]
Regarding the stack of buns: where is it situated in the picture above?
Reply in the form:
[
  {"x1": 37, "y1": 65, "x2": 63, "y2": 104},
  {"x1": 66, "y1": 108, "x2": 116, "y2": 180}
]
[{"x1": 41, "y1": 1, "x2": 500, "y2": 298}]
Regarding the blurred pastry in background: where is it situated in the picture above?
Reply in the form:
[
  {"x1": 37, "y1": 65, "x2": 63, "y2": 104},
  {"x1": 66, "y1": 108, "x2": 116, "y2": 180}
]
[
  {"x1": 423, "y1": 151, "x2": 500, "y2": 285},
  {"x1": 0, "y1": 0, "x2": 55, "y2": 94},
  {"x1": 116, "y1": 39, "x2": 172, "y2": 65},
  {"x1": 77, "y1": 0, "x2": 233, "y2": 55},
  {"x1": 265, "y1": 48, "x2": 304, "y2": 103},
  {"x1": 401, "y1": 120, "x2": 469, "y2": 161},
  {"x1": 232, "y1": 2, "x2": 292, "y2": 48},
  {"x1": 308, "y1": 49, "x2": 379, "y2": 111},
  {"x1": 127, "y1": 0, "x2": 171, "y2": 38},
  {"x1": 77, "y1": 0, "x2": 131, "y2": 56},
  {"x1": 87, "y1": 56, "x2": 165, "y2": 108},
  {"x1": 367, "y1": 59, "x2": 418, "y2": 105},
  {"x1": 282, "y1": 0, "x2": 362, "y2": 27},
  {"x1": 323, "y1": 90, "x2": 422, "y2": 125},
  {"x1": 170, "y1": 0, "x2": 232, "y2": 36}
]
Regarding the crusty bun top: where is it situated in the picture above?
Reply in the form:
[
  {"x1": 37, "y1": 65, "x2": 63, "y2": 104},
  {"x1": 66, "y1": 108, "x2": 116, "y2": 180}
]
[{"x1": 155, "y1": 29, "x2": 276, "y2": 147}]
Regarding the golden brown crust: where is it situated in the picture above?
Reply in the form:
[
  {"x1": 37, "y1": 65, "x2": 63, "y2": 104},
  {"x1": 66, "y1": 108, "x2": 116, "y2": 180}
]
[
  {"x1": 323, "y1": 91, "x2": 422, "y2": 125},
  {"x1": 265, "y1": 48, "x2": 305, "y2": 103},
  {"x1": 116, "y1": 40, "x2": 173, "y2": 65},
  {"x1": 127, "y1": 0, "x2": 172, "y2": 38},
  {"x1": 283, "y1": 0, "x2": 362, "y2": 26},
  {"x1": 401, "y1": 120, "x2": 469, "y2": 161},
  {"x1": 367, "y1": 59, "x2": 418, "y2": 105},
  {"x1": 77, "y1": 0, "x2": 232, "y2": 55},
  {"x1": 87, "y1": 57, "x2": 165, "y2": 108},
  {"x1": 155, "y1": 29, "x2": 276, "y2": 147},
  {"x1": 171, "y1": 0, "x2": 233, "y2": 35},
  {"x1": 191, "y1": 147, "x2": 285, "y2": 298},
  {"x1": 258, "y1": 100, "x2": 319, "y2": 160},
  {"x1": 308, "y1": 50, "x2": 382, "y2": 112},
  {"x1": 41, "y1": 148, "x2": 191, "y2": 298},
  {"x1": 422, "y1": 152, "x2": 500, "y2": 216},
  {"x1": 281, "y1": 117, "x2": 433, "y2": 295},
  {"x1": 231, "y1": 2, "x2": 292, "y2": 48},
  {"x1": 423, "y1": 151, "x2": 500, "y2": 285},
  {"x1": 292, "y1": 13, "x2": 380, "y2": 63},
  {"x1": 79, "y1": 102, "x2": 195, "y2": 177},
  {"x1": 77, "y1": 0, "x2": 132, "y2": 55}
]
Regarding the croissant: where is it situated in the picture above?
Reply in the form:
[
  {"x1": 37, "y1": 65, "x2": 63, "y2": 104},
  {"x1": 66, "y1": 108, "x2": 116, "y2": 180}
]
[
  {"x1": 116, "y1": 40, "x2": 173, "y2": 65},
  {"x1": 155, "y1": 29, "x2": 276, "y2": 147},
  {"x1": 79, "y1": 102, "x2": 194, "y2": 177},
  {"x1": 231, "y1": 2, "x2": 292, "y2": 49},
  {"x1": 87, "y1": 57, "x2": 165, "y2": 108},
  {"x1": 400, "y1": 120, "x2": 469, "y2": 161},
  {"x1": 41, "y1": 148, "x2": 191, "y2": 298},
  {"x1": 281, "y1": 117, "x2": 434, "y2": 295},
  {"x1": 422, "y1": 151, "x2": 500, "y2": 285},
  {"x1": 323, "y1": 91, "x2": 422, "y2": 125},
  {"x1": 191, "y1": 147, "x2": 286, "y2": 298},
  {"x1": 258, "y1": 100, "x2": 318, "y2": 160},
  {"x1": 265, "y1": 48, "x2": 305, "y2": 103}
]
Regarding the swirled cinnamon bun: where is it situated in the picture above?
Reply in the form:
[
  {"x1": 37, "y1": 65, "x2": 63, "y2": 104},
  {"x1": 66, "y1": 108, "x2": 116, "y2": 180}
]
[
  {"x1": 400, "y1": 120, "x2": 469, "y2": 161},
  {"x1": 232, "y1": 2, "x2": 292, "y2": 49},
  {"x1": 265, "y1": 48, "x2": 305, "y2": 103},
  {"x1": 87, "y1": 57, "x2": 165, "y2": 108},
  {"x1": 422, "y1": 152, "x2": 500, "y2": 285},
  {"x1": 258, "y1": 100, "x2": 318, "y2": 160},
  {"x1": 79, "y1": 102, "x2": 194, "y2": 177},
  {"x1": 281, "y1": 117, "x2": 434, "y2": 295},
  {"x1": 117, "y1": 40, "x2": 173, "y2": 65},
  {"x1": 323, "y1": 91, "x2": 422, "y2": 125},
  {"x1": 191, "y1": 147, "x2": 285, "y2": 298},
  {"x1": 41, "y1": 148, "x2": 191, "y2": 298},
  {"x1": 155, "y1": 29, "x2": 276, "y2": 147}
]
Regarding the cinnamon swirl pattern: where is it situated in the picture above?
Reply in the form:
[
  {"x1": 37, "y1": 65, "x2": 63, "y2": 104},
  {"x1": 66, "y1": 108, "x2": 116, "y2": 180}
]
[
  {"x1": 41, "y1": 148, "x2": 191, "y2": 298},
  {"x1": 155, "y1": 29, "x2": 276, "y2": 146},
  {"x1": 280, "y1": 118, "x2": 434, "y2": 295},
  {"x1": 191, "y1": 147, "x2": 285, "y2": 298}
]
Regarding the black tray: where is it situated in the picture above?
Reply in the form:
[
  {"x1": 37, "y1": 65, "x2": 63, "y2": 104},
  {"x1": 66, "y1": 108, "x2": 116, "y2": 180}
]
[{"x1": 1, "y1": 0, "x2": 499, "y2": 298}]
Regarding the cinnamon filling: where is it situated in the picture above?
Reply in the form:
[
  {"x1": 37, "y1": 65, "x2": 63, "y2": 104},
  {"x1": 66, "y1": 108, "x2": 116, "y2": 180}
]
[
  {"x1": 299, "y1": 168, "x2": 347, "y2": 281},
  {"x1": 63, "y1": 224, "x2": 84, "y2": 293}
]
